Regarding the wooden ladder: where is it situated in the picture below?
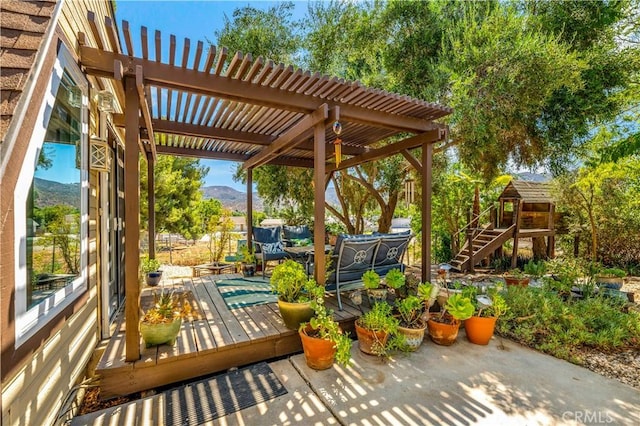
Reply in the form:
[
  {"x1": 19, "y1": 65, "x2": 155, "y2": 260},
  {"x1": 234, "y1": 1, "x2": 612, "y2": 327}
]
[{"x1": 449, "y1": 224, "x2": 515, "y2": 272}]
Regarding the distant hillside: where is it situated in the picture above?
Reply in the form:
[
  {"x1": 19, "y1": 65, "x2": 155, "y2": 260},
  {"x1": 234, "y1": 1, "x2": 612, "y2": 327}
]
[
  {"x1": 34, "y1": 178, "x2": 81, "y2": 209},
  {"x1": 515, "y1": 172, "x2": 551, "y2": 182},
  {"x1": 201, "y1": 186, "x2": 263, "y2": 212}
]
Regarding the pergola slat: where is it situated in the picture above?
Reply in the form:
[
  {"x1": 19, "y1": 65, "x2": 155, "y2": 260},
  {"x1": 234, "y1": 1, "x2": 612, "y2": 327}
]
[
  {"x1": 213, "y1": 47, "x2": 227, "y2": 76},
  {"x1": 141, "y1": 26, "x2": 148, "y2": 59},
  {"x1": 122, "y1": 20, "x2": 134, "y2": 56}
]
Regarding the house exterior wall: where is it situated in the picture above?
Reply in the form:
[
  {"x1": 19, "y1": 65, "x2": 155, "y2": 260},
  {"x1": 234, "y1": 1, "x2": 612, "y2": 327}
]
[{"x1": 1, "y1": 1, "x2": 118, "y2": 424}]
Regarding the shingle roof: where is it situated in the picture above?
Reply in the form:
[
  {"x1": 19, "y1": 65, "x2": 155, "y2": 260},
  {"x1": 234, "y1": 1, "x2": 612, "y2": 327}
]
[
  {"x1": 499, "y1": 180, "x2": 554, "y2": 204},
  {"x1": 0, "y1": 0, "x2": 56, "y2": 142}
]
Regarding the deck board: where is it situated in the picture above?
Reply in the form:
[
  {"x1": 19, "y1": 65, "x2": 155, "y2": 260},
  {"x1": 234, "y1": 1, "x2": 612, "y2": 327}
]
[
  {"x1": 191, "y1": 275, "x2": 236, "y2": 347},
  {"x1": 96, "y1": 273, "x2": 360, "y2": 399},
  {"x1": 200, "y1": 276, "x2": 252, "y2": 346}
]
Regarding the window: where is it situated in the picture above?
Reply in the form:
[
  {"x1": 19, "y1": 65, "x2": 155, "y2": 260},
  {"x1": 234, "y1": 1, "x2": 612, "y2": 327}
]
[{"x1": 14, "y1": 45, "x2": 88, "y2": 346}]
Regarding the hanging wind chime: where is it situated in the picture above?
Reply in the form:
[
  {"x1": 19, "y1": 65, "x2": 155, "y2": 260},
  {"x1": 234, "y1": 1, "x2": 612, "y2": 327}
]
[{"x1": 333, "y1": 121, "x2": 343, "y2": 166}]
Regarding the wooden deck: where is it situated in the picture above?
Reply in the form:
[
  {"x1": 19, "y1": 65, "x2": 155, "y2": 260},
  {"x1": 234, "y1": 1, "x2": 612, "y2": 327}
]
[{"x1": 95, "y1": 274, "x2": 363, "y2": 399}]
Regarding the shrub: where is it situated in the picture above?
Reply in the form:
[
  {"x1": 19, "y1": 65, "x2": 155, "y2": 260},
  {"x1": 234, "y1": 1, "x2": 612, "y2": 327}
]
[{"x1": 497, "y1": 286, "x2": 640, "y2": 362}]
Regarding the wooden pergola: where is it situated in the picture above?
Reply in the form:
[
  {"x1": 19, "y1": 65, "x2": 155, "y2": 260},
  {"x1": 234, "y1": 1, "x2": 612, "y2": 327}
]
[{"x1": 78, "y1": 16, "x2": 452, "y2": 361}]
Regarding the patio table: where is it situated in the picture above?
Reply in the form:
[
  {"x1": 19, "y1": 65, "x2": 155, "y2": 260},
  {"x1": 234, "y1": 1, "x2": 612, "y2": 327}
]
[
  {"x1": 192, "y1": 262, "x2": 236, "y2": 277},
  {"x1": 284, "y1": 245, "x2": 332, "y2": 276}
]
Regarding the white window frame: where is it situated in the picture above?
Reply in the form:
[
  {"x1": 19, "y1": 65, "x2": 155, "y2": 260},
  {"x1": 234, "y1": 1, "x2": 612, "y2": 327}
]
[{"x1": 13, "y1": 43, "x2": 89, "y2": 347}]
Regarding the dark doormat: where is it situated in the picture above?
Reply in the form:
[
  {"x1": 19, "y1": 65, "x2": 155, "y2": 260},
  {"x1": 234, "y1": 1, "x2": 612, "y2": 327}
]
[{"x1": 164, "y1": 362, "x2": 287, "y2": 425}]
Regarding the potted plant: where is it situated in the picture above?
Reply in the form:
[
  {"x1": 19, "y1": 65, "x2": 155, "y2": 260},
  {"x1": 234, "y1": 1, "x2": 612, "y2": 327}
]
[
  {"x1": 595, "y1": 267, "x2": 626, "y2": 290},
  {"x1": 395, "y1": 295, "x2": 427, "y2": 351},
  {"x1": 325, "y1": 222, "x2": 344, "y2": 246},
  {"x1": 140, "y1": 290, "x2": 184, "y2": 347},
  {"x1": 524, "y1": 259, "x2": 546, "y2": 286},
  {"x1": 383, "y1": 268, "x2": 406, "y2": 294},
  {"x1": 239, "y1": 244, "x2": 257, "y2": 277},
  {"x1": 362, "y1": 270, "x2": 386, "y2": 305},
  {"x1": 463, "y1": 287, "x2": 509, "y2": 345},
  {"x1": 299, "y1": 291, "x2": 352, "y2": 370},
  {"x1": 141, "y1": 255, "x2": 162, "y2": 286},
  {"x1": 504, "y1": 268, "x2": 530, "y2": 287},
  {"x1": 427, "y1": 293, "x2": 474, "y2": 346},
  {"x1": 270, "y1": 259, "x2": 317, "y2": 330},
  {"x1": 354, "y1": 302, "x2": 399, "y2": 356},
  {"x1": 417, "y1": 281, "x2": 440, "y2": 323}
]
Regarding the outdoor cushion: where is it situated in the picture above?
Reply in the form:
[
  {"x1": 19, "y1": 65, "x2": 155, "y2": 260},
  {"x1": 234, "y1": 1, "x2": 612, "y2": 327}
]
[
  {"x1": 283, "y1": 225, "x2": 312, "y2": 241},
  {"x1": 261, "y1": 241, "x2": 284, "y2": 254},
  {"x1": 253, "y1": 226, "x2": 282, "y2": 246}
]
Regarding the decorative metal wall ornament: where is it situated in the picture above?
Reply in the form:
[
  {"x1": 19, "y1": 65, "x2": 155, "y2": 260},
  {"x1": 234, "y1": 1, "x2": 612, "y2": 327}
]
[
  {"x1": 90, "y1": 137, "x2": 111, "y2": 172},
  {"x1": 332, "y1": 121, "x2": 343, "y2": 166},
  {"x1": 95, "y1": 90, "x2": 115, "y2": 113}
]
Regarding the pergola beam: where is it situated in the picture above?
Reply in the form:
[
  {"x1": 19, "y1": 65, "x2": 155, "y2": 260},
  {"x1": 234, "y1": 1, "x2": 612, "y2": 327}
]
[
  {"x1": 153, "y1": 119, "x2": 275, "y2": 145},
  {"x1": 136, "y1": 65, "x2": 157, "y2": 161},
  {"x1": 328, "y1": 129, "x2": 442, "y2": 173},
  {"x1": 155, "y1": 145, "x2": 314, "y2": 168},
  {"x1": 80, "y1": 46, "x2": 435, "y2": 133},
  {"x1": 242, "y1": 104, "x2": 329, "y2": 170},
  {"x1": 401, "y1": 149, "x2": 423, "y2": 175},
  {"x1": 124, "y1": 76, "x2": 141, "y2": 362}
]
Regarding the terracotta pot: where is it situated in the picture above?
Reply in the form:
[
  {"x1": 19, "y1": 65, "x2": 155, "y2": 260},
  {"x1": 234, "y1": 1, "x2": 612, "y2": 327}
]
[
  {"x1": 355, "y1": 322, "x2": 389, "y2": 355},
  {"x1": 464, "y1": 316, "x2": 497, "y2": 345},
  {"x1": 397, "y1": 322, "x2": 426, "y2": 351},
  {"x1": 140, "y1": 318, "x2": 182, "y2": 348},
  {"x1": 277, "y1": 299, "x2": 314, "y2": 330},
  {"x1": 299, "y1": 325, "x2": 336, "y2": 370},
  {"x1": 427, "y1": 316, "x2": 461, "y2": 346},
  {"x1": 504, "y1": 276, "x2": 530, "y2": 287},
  {"x1": 366, "y1": 288, "x2": 388, "y2": 306},
  {"x1": 145, "y1": 271, "x2": 162, "y2": 286}
]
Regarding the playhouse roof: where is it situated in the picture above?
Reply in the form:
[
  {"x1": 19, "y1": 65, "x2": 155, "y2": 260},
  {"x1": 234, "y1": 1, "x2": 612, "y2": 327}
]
[{"x1": 499, "y1": 180, "x2": 554, "y2": 204}]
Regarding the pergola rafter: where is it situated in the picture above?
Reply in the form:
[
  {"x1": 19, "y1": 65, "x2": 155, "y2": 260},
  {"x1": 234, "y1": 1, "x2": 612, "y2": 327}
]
[{"x1": 79, "y1": 15, "x2": 452, "y2": 363}]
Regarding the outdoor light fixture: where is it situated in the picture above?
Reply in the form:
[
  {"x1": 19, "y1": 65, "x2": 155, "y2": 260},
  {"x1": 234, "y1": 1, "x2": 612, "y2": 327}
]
[
  {"x1": 95, "y1": 90, "x2": 115, "y2": 113},
  {"x1": 68, "y1": 86, "x2": 82, "y2": 108},
  {"x1": 90, "y1": 137, "x2": 111, "y2": 172}
]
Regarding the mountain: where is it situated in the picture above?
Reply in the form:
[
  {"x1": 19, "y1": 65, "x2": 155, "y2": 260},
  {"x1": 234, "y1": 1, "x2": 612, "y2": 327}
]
[
  {"x1": 34, "y1": 178, "x2": 81, "y2": 209},
  {"x1": 201, "y1": 185, "x2": 263, "y2": 212},
  {"x1": 515, "y1": 172, "x2": 551, "y2": 182}
]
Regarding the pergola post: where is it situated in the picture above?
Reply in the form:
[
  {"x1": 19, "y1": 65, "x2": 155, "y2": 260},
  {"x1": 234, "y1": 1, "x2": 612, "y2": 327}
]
[
  {"x1": 147, "y1": 151, "x2": 155, "y2": 259},
  {"x1": 124, "y1": 76, "x2": 141, "y2": 362},
  {"x1": 246, "y1": 167, "x2": 253, "y2": 250},
  {"x1": 313, "y1": 121, "x2": 326, "y2": 285},
  {"x1": 421, "y1": 142, "x2": 433, "y2": 283}
]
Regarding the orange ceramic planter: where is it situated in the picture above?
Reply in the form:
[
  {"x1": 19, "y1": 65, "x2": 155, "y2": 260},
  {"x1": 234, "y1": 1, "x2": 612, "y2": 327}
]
[
  {"x1": 504, "y1": 276, "x2": 530, "y2": 287},
  {"x1": 299, "y1": 326, "x2": 336, "y2": 370},
  {"x1": 427, "y1": 317, "x2": 460, "y2": 346},
  {"x1": 464, "y1": 316, "x2": 497, "y2": 345},
  {"x1": 355, "y1": 322, "x2": 389, "y2": 355}
]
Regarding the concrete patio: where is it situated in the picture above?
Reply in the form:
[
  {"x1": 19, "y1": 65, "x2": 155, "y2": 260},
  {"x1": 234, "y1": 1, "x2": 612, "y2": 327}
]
[{"x1": 73, "y1": 331, "x2": 639, "y2": 425}]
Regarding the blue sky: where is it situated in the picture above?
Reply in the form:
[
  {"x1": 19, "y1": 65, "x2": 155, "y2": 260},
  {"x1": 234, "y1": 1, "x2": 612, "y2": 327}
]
[{"x1": 115, "y1": 0, "x2": 310, "y2": 191}]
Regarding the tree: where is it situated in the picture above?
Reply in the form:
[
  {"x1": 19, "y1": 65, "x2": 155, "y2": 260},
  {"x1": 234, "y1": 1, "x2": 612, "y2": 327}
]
[
  {"x1": 442, "y1": 4, "x2": 585, "y2": 179},
  {"x1": 213, "y1": 1, "x2": 301, "y2": 64},
  {"x1": 199, "y1": 198, "x2": 234, "y2": 263},
  {"x1": 554, "y1": 158, "x2": 640, "y2": 265},
  {"x1": 140, "y1": 155, "x2": 209, "y2": 240},
  {"x1": 524, "y1": 0, "x2": 638, "y2": 172}
]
